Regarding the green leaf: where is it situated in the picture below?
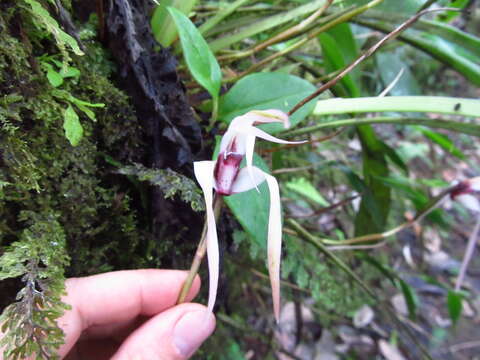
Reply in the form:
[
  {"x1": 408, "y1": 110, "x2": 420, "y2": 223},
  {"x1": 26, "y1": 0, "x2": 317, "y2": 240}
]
[
  {"x1": 209, "y1": 0, "x2": 327, "y2": 52},
  {"x1": 447, "y1": 290, "x2": 463, "y2": 325},
  {"x1": 63, "y1": 105, "x2": 83, "y2": 146},
  {"x1": 376, "y1": 49, "x2": 421, "y2": 96},
  {"x1": 398, "y1": 279, "x2": 419, "y2": 320},
  {"x1": 219, "y1": 72, "x2": 316, "y2": 133},
  {"x1": 313, "y1": 96, "x2": 480, "y2": 118},
  {"x1": 356, "y1": 16, "x2": 480, "y2": 85},
  {"x1": 151, "y1": 0, "x2": 197, "y2": 47},
  {"x1": 46, "y1": 66, "x2": 63, "y2": 87},
  {"x1": 415, "y1": 126, "x2": 465, "y2": 160},
  {"x1": 318, "y1": 29, "x2": 361, "y2": 98},
  {"x1": 224, "y1": 154, "x2": 271, "y2": 252},
  {"x1": 286, "y1": 178, "x2": 329, "y2": 206},
  {"x1": 168, "y1": 7, "x2": 221, "y2": 101}
]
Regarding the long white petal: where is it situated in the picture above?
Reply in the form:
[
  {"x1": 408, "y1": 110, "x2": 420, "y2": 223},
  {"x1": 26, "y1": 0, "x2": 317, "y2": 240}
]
[
  {"x1": 244, "y1": 134, "x2": 260, "y2": 192},
  {"x1": 193, "y1": 161, "x2": 219, "y2": 313},
  {"x1": 264, "y1": 171, "x2": 282, "y2": 323},
  {"x1": 457, "y1": 194, "x2": 480, "y2": 212},
  {"x1": 249, "y1": 127, "x2": 307, "y2": 145},
  {"x1": 231, "y1": 165, "x2": 266, "y2": 193},
  {"x1": 249, "y1": 109, "x2": 290, "y2": 127}
]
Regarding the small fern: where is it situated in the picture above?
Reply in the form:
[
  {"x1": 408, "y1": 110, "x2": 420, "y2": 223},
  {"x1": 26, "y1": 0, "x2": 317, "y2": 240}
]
[
  {"x1": 0, "y1": 211, "x2": 70, "y2": 360},
  {"x1": 118, "y1": 163, "x2": 205, "y2": 212},
  {"x1": 21, "y1": 0, "x2": 83, "y2": 66}
]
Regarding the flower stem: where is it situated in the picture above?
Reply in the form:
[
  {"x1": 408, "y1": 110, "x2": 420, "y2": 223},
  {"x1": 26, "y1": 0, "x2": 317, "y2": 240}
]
[{"x1": 177, "y1": 195, "x2": 223, "y2": 304}]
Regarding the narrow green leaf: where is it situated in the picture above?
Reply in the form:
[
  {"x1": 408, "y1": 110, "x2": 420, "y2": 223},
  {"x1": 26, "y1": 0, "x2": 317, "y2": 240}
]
[
  {"x1": 447, "y1": 290, "x2": 463, "y2": 325},
  {"x1": 168, "y1": 7, "x2": 221, "y2": 101},
  {"x1": 219, "y1": 72, "x2": 316, "y2": 133},
  {"x1": 208, "y1": 0, "x2": 327, "y2": 52},
  {"x1": 63, "y1": 105, "x2": 83, "y2": 146},
  {"x1": 199, "y1": 0, "x2": 252, "y2": 35},
  {"x1": 286, "y1": 116, "x2": 480, "y2": 138},
  {"x1": 313, "y1": 96, "x2": 480, "y2": 118},
  {"x1": 415, "y1": 126, "x2": 465, "y2": 160},
  {"x1": 398, "y1": 279, "x2": 418, "y2": 320}
]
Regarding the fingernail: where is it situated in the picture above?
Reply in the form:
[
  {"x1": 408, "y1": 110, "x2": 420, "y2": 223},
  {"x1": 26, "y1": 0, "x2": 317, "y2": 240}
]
[{"x1": 173, "y1": 310, "x2": 215, "y2": 357}]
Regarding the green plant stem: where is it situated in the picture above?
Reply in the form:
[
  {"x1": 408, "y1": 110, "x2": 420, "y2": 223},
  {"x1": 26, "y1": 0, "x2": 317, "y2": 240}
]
[
  {"x1": 283, "y1": 115, "x2": 480, "y2": 138},
  {"x1": 177, "y1": 195, "x2": 223, "y2": 304},
  {"x1": 287, "y1": 219, "x2": 377, "y2": 298},
  {"x1": 210, "y1": 96, "x2": 219, "y2": 127}
]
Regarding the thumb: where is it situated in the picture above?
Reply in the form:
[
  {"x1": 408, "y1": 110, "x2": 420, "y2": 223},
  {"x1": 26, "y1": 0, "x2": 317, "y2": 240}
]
[{"x1": 111, "y1": 303, "x2": 216, "y2": 360}]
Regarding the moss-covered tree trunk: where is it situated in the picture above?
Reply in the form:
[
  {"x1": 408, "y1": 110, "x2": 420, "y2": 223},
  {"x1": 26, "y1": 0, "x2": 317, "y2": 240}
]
[{"x1": 0, "y1": 0, "x2": 204, "y2": 357}]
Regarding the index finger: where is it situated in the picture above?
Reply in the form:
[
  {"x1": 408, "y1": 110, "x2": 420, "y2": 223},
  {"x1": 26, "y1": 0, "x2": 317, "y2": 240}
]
[{"x1": 58, "y1": 269, "x2": 200, "y2": 357}]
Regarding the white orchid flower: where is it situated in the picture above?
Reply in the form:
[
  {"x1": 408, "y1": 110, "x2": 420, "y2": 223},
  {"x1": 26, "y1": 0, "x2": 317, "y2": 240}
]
[
  {"x1": 451, "y1": 176, "x2": 480, "y2": 212},
  {"x1": 194, "y1": 109, "x2": 305, "y2": 322}
]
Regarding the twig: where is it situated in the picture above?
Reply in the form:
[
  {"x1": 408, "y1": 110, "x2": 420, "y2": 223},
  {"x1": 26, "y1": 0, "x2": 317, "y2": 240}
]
[
  {"x1": 288, "y1": 7, "x2": 459, "y2": 116},
  {"x1": 286, "y1": 194, "x2": 359, "y2": 219},
  {"x1": 454, "y1": 211, "x2": 480, "y2": 291}
]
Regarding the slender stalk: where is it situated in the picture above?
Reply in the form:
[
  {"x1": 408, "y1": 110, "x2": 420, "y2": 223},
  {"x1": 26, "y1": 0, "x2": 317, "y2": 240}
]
[
  {"x1": 177, "y1": 195, "x2": 223, "y2": 304},
  {"x1": 455, "y1": 212, "x2": 480, "y2": 292}
]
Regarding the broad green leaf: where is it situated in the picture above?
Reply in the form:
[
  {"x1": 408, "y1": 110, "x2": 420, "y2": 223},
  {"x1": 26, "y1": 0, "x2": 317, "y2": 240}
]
[
  {"x1": 376, "y1": 49, "x2": 421, "y2": 96},
  {"x1": 219, "y1": 72, "x2": 316, "y2": 133},
  {"x1": 447, "y1": 290, "x2": 463, "y2": 325},
  {"x1": 224, "y1": 155, "x2": 270, "y2": 252},
  {"x1": 63, "y1": 105, "x2": 83, "y2": 146},
  {"x1": 286, "y1": 178, "x2": 329, "y2": 206},
  {"x1": 151, "y1": 0, "x2": 197, "y2": 47},
  {"x1": 168, "y1": 7, "x2": 221, "y2": 101}
]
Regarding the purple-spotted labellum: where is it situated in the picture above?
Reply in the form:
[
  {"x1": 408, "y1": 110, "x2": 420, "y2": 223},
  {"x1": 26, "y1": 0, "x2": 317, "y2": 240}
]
[
  {"x1": 194, "y1": 109, "x2": 305, "y2": 322},
  {"x1": 450, "y1": 176, "x2": 480, "y2": 212}
]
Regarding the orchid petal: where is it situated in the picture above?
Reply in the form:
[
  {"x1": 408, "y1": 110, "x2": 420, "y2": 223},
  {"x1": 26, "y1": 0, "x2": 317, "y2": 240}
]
[
  {"x1": 249, "y1": 109, "x2": 290, "y2": 128},
  {"x1": 231, "y1": 165, "x2": 266, "y2": 193},
  {"x1": 469, "y1": 176, "x2": 480, "y2": 192},
  {"x1": 193, "y1": 161, "x2": 219, "y2": 314},
  {"x1": 249, "y1": 127, "x2": 307, "y2": 146},
  {"x1": 263, "y1": 171, "x2": 282, "y2": 323},
  {"x1": 244, "y1": 134, "x2": 260, "y2": 192},
  {"x1": 456, "y1": 194, "x2": 480, "y2": 212}
]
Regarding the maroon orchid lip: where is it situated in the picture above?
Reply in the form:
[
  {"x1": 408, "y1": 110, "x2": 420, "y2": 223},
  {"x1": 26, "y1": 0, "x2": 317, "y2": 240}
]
[
  {"x1": 450, "y1": 180, "x2": 472, "y2": 199},
  {"x1": 213, "y1": 152, "x2": 244, "y2": 195}
]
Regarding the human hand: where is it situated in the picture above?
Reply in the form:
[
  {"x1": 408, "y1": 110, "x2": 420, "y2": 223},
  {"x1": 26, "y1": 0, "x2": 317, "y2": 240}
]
[{"x1": 57, "y1": 269, "x2": 215, "y2": 359}]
